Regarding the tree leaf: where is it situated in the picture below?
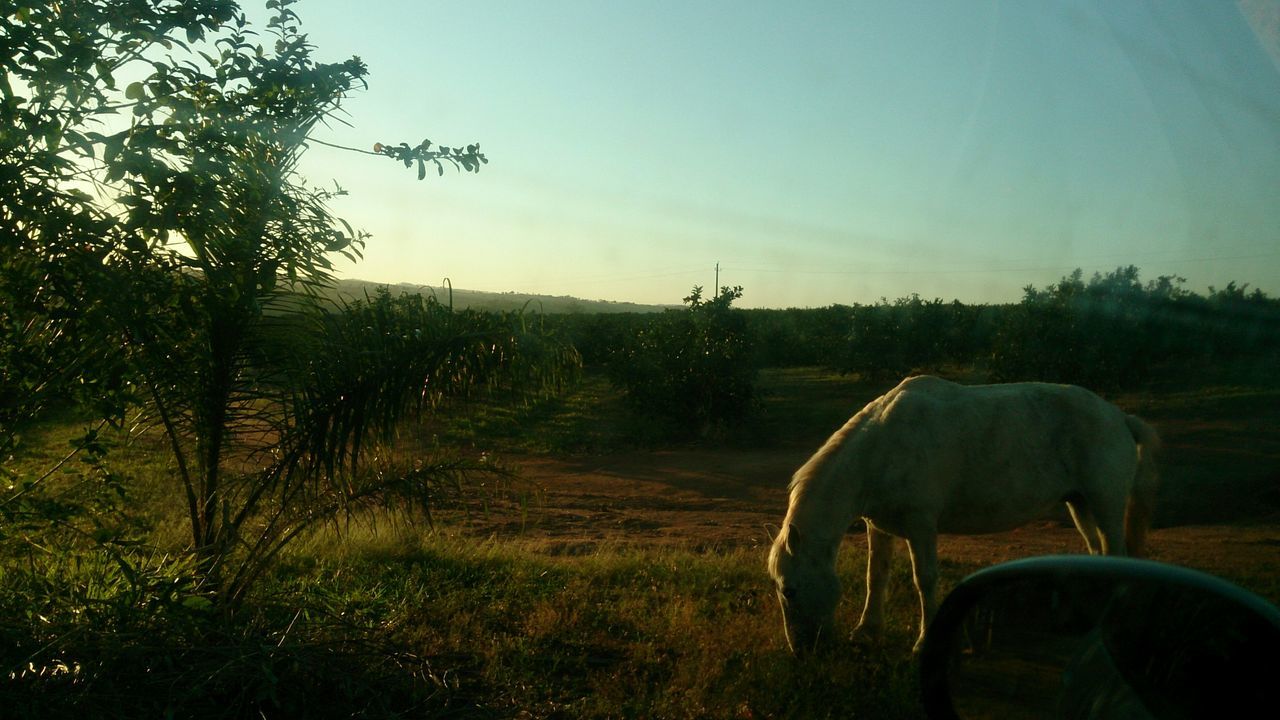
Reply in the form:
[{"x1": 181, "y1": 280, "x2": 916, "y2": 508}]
[
  {"x1": 95, "y1": 61, "x2": 116, "y2": 89},
  {"x1": 125, "y1": 81, "x2": 146, "y2": 100}
]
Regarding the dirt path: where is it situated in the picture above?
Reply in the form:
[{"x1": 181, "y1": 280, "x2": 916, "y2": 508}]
[
  {"x1": 444, "y1": 448, "x2": 1280, "y2": 593},
  {"x1": 492, "y1": 448, "x2": 809, "y2": 551}
]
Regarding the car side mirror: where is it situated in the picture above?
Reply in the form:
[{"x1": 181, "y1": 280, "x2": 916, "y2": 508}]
[{"x1": 919, "y1": 556, "x2": 1280, "y2": 720}]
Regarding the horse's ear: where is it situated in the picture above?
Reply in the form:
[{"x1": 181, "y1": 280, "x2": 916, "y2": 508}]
[{"x1": 763, "y1": 523, "x2": 780, "y2": 543}]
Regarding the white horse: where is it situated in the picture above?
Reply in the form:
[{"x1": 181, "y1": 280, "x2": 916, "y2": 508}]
[{"x1": 767, "y1": 375, "x2": 1159, "y2": 654}]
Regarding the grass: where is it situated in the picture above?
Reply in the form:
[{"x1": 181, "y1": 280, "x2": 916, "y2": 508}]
[
  {"x1": 278, "y1": 528, "x2": 938, "y2": 719},
  {"x1": 4, "y1": 366, "x2": 1280, "y2": 717},
  {"x1": 426, "y1": 371, "x2": 634, "y2": 455}
]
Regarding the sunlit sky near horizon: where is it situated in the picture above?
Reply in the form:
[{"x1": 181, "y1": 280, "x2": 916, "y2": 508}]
[{"x1": 253, "y1": 0, "x2": 1280, "y2": 309}]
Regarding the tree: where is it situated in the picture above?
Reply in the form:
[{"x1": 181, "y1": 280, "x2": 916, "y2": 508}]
[
  {"x1": 607, "y1": 285, "x2": 756, "y2": 437},
  {"x1": 988, "y1": 266, "x2": 1220, "y2": 388},
  {"x1": 1, "y1": 0, "x2": 569, "y2": 605},
  {"x1": 838, "y1": 295, "x2": 989, "y2": 380}
]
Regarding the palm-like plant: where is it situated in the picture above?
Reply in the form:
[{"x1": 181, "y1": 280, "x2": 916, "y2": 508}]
[{"x1": 146, "y1": 285, "x2": 575, "y2": 606}]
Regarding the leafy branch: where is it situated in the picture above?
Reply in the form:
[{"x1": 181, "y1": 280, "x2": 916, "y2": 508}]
[{"x1": 371, "y1": 138, "x2": 488, "y2": 179}]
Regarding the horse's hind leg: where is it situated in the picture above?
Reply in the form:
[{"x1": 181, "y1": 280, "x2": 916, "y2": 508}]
[
  {"x1": 1094, "y1": 510, "x2": 1127, "y2": 556},
  {"x1": 1065, "y1": 499, "x2": 1102, "y2": 555},
  {"x1": 852, "y1": 524, "x2": 895, "y2": 642},
  {"x1": 905, "y1": 524, "x2": 940, "y2": 653},
  {"x1": 1084, "y1": 486, "x2": 1129, "y2": 556}
]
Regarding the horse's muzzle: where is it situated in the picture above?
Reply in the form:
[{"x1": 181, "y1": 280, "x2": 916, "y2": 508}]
[{"x1": 784, "y1": 622, "x2": 830, "y2": 657}]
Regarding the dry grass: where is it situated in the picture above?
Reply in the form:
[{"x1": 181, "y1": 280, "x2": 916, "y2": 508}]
[{"x1": 283, "y1": 526, "x2": 936, "y2": 719}]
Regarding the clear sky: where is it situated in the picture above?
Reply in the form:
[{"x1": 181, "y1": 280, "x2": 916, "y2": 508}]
[{"x1": 253, "y1": 1, "x2": 1280, "y2": 309}]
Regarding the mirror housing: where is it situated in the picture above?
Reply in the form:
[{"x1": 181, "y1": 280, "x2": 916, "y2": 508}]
[{"x1": 919, "y1": 556, "x2": 1280, "y2": 720}]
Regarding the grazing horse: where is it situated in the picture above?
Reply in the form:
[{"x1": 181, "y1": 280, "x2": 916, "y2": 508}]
[{"x1": 767, "y1": 375, "x2": 1159, "y2": 654}]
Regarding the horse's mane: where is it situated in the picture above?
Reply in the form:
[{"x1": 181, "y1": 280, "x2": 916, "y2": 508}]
[
  {"x1": 787, "y1": 377, "x2": 934, "y2": 503},
  {"x1": 774, "y1": 379, "x2": 917, "y2": 567},
  {"x1": 787, "y1": 401, "x2": 882, "y2": 504}
]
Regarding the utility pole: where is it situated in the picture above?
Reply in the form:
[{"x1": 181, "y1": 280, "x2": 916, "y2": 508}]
[{"x1": 715, "y1": 262, "x2": 720, "y2": 292}]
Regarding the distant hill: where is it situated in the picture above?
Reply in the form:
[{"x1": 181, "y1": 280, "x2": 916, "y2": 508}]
[{"x1": 330, "y1": 279, "x2": 673, "y2": 314}]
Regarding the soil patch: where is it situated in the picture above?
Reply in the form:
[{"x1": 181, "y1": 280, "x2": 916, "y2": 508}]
[{"x1": 442, "y1": 447, "x2": 1280, "y2": 593}]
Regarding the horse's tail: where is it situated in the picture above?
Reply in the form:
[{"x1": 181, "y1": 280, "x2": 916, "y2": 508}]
[{"x1": 1123, "y1": 414, "x2": 1160, "y2": 558}]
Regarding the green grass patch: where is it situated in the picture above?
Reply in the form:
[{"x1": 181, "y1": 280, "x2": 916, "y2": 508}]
[
  {"x1": 270, "y1": 529, "x2": 937, "y2": 719},
  {"x1": 428, "y1": 371, "x2": 634, "y2": 455}
]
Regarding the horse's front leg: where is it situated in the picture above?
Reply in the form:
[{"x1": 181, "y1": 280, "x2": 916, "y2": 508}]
[
  {"x1": 905, "y1": 524, "x2": 939, "y2": 653},
  {"x1": 852, "y1": 524, "x2": 895, "y2": 642}
]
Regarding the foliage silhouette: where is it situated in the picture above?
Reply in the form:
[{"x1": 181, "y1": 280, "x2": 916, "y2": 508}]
[
  {"x1": 605, "y1": 285, "x2": 756, "y2": 438},
  {"x1": 0, "y1": 0, "x2": 562, "y2": 608}
]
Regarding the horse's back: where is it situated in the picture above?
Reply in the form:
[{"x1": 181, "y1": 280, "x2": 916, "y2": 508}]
[
  {"x1": 854, "y1": 376, "x2": 1139, "y2": 534},
  {"x1": 880, "y1": 375, "x2": 1128, "y2": 445}
]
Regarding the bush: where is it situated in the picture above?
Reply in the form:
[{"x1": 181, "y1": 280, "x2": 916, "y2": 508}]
[
  {"x1": 985, "y1": 267, "x2": 1279, "y2": 389},
  {"x1": 0, "y1": 554, "x2": 453, "y2": 719},
  {"x1": 606, "y1": 286, "x2": 756, "y2": 438},
  {"x1": 840, "y1": 295, "x2": 991, "y2": 380},
  {"x1": 548, "y1": 312, "x2": 653, "y2": 368},
  {"x1": 744, "y1": 305, "x2": 855, "y2": 368}
]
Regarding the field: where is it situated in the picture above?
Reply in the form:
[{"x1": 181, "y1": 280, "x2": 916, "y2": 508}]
[
  {"x1": 431, "y1": 366, "x2": 1280, "y2": 549},
  {"x1": 277, "y1": 368, "x2": 1280, "y2": 716},
  {"x1": 5, "y1": 368, "x2": 1279, "y2": 718}
]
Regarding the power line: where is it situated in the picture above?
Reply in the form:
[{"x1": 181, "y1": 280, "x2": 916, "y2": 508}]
[{"x1": 722, "y1": 251, "x2": 1280, "y2": 277}]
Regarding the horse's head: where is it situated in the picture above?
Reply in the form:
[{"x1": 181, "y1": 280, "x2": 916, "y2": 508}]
[{"x1": 768, "y1": 523, "x2": 841, "y2": 655}]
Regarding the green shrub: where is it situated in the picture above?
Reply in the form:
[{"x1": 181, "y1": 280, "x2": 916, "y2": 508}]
[
  {"x1": 840, "y1": 295, "x2": 991, "y2": 380},
  {"x1": 985, "y1": 267, "x2": 1280, "y2": 389},
  {"x1": 606, "y1": 286, "x2": 757, "y2": 438}
]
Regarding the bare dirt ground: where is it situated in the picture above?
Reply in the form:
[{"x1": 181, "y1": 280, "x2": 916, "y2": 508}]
[
  {"x1": 426, "y1": 368, "x2": 1280, "y2": 602},
  {"x1": 451, "y1": 446, "x2": 1280, "y2": 597}
]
